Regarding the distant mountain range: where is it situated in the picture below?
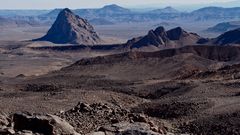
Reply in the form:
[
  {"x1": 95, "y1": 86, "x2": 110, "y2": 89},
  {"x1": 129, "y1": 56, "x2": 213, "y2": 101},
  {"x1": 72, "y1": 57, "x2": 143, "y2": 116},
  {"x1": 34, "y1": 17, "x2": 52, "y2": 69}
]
[
  {"x1": 0, "y1": 16, "x2": 42, "y2": 27},
  {"x1": 206, "y1": 21, "x2": 240, "y2": 33},
  {"x1": 148, "y1": 7, "x2": 180, "y2": 14},
  {"x1": 1, "y1": 5, "x2": 240, "y2": 26},
  {"x1": 215, "y1": 0, "x2": 240, "y2": 7},
  {"x1": 0, "y1": 10, "x2": 49, "y2": 17},
  {"x1": 37, "y1": 5, "x2": 240, "y2": 23},
  {"x1": 189, "y1": 7, "x2": 240, "y2": 21}
]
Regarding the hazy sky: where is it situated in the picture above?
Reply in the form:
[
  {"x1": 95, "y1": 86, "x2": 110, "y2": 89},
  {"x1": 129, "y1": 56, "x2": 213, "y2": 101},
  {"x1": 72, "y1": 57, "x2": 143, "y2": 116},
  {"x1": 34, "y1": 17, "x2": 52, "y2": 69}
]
[{"x1": 0, "y1": 0, "x2": 237, "y2": 9}]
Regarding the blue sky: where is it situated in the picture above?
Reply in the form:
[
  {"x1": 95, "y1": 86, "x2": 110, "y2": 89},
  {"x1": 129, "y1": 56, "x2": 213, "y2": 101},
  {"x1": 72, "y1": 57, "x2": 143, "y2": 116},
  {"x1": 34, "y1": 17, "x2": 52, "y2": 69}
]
[{"x1": 0, "y1": 0, "x2": 238, "y2": 9}]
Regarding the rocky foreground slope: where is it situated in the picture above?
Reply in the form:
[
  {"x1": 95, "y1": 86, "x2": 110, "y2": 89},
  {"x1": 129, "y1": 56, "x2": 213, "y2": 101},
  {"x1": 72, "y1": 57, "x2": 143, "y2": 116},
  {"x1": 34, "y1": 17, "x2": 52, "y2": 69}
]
[
  {"x1": 0, "y1": 45, "x2": 238, "y2": 134},
  {"x1": 0, "y1": 102, "x2": 171, "y2": 135}
]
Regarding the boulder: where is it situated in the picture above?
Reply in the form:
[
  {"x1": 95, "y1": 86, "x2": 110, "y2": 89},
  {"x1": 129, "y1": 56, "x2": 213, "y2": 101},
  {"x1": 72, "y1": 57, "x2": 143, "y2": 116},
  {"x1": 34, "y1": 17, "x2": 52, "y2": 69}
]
[
  {"x1": 0, "y1": 112, "x2": 9, "y2": 126},
  {"x1": 90, "y1": 122, "x2": 163, "y2": 135},
  {"x1": 13, "y1": 112, "x2": 80, "y2": 135}
]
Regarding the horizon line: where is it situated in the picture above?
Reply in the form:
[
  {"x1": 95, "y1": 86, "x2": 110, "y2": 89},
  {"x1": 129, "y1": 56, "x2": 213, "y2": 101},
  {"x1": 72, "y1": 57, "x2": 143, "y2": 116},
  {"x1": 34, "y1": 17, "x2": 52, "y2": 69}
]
[{"x1": 0, "y1": 4, "x2": 239, "y2": 11}]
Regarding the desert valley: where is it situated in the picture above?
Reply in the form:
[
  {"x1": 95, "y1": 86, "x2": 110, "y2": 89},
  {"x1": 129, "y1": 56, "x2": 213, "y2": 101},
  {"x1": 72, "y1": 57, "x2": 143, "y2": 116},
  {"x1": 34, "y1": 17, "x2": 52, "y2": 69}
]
[{"x1": 0, "y1": 2, "x2": 239, "y2": 135}]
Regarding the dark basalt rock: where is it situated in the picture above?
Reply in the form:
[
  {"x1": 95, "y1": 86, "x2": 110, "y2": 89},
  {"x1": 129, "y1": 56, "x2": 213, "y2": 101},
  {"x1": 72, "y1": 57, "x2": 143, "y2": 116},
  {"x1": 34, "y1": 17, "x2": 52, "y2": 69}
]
[
  {"x1": 214, "y1": 28, "x2": 240, "y2": 45},
  {"x1": 34, "y1": 8, "x2": 102, "y2": 45},
  {"x1": 129, "y1": 26, "x2": 201, "y2": 48},
  {"x1": 129, "y1": 27, "x2": 168, "y2": 48},
  {"x1": 166, "y1": 27, "x2": 188, "y2": 40},
  {"x1": 12, "y1": 112, "x2": 80, "y2": 135},
  {"x1": 197, "y1": 38, "x2": 210, "y2": 44}
]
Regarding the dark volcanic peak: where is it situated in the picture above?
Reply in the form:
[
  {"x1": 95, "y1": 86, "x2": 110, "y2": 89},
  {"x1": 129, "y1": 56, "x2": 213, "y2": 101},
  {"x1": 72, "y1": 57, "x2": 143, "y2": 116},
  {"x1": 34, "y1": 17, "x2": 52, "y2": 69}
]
[
  {"x1": 61, "y1": 8, "x2": 72, "y2": 14},
  {"x1": 154, "y1": 26, "x2": 168, "y2": 40},
  {"x1": 128, "y1": 26, "x2": 201, "y2": 48},
  {"x1": 57, "y1": 8, "x2": 74, "y2": 19},
  {"x1": 128, "y1": 26, "x2": 168, "y2": 48},
  {"x1": 35, "y1": 8, "x2": 102, "y2": 45},
  {"x1": 214, "y1": 28, "x2": 240, "y2": 45},
  {"x1": 167, "y1": 27, "x2": 188, "y2": 40}
]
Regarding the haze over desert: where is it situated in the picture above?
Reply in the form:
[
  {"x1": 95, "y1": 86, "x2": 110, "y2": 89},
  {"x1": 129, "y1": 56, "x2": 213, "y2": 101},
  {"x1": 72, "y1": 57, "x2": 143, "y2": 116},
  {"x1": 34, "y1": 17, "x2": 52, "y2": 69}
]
[{"x1": 0, "y1": 1, "x2": 240, "y2": 135}]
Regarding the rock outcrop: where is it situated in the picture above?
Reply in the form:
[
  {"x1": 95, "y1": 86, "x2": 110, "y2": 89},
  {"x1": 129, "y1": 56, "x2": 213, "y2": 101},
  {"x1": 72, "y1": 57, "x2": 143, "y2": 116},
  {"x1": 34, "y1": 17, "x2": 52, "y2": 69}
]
[
  {"x1": 58, "y1": 102, "x2": 167, "y2": 134},
  {"x1": 35, "y1": 8, "x2": 102, "y2": 45},
  {"x1": 213, "y1": 28, "x2": 240, "y2": 45},
  {"x1": 0, "y1": 112, "x2": 80, "y2": 135},
  {"x1": 0, "y1": 101, "x2": 171, "y2": 135},
  {"x1": 128, "y1": 26, "x2": 201, "y2": 49},
  {"x1": 0, "y1": 112, "x2": 9, "y2": 127},
  {"x1": 88, "y1": 122, "x2": 164, "y2": 135}
]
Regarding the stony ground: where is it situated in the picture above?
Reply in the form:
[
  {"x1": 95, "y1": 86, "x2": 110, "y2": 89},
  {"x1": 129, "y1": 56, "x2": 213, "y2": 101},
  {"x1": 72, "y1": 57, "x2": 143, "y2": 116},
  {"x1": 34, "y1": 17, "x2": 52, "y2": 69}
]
[{"x1": 0, "y1": 40, "x2": 240, "y2": 134}]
